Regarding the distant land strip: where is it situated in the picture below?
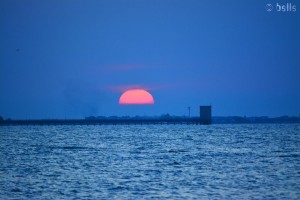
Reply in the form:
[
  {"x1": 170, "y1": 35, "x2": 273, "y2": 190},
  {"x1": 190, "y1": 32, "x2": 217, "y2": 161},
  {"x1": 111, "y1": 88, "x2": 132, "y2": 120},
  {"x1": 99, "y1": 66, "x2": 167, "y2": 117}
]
[
  {"x1": 0, "y1": 118, "x2": 205, "y2": 126},
  {"x1": 0, "y1": 116, "x2": 299, "y2": 126}
]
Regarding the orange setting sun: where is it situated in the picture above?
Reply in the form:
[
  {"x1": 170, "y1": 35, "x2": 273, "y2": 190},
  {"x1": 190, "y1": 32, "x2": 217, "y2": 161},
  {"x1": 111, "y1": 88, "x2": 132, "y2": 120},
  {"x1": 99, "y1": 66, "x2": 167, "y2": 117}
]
[{"x1": 119, "y1": 89, "x2": 154, "y2": 105}]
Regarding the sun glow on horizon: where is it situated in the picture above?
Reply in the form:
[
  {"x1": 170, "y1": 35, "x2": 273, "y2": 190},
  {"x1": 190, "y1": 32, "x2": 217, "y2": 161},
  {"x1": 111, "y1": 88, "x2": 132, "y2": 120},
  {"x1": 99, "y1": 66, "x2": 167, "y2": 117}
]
[{"x1": 119, "y1": 89, "x2": 154, "y2": 105}]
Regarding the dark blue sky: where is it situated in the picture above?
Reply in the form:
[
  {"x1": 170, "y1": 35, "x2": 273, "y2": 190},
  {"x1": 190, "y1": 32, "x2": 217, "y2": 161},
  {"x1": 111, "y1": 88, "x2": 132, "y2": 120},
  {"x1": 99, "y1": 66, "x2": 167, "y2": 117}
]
[{"x1": 1, "y1": 0, "x2": 299, "y2": 119}]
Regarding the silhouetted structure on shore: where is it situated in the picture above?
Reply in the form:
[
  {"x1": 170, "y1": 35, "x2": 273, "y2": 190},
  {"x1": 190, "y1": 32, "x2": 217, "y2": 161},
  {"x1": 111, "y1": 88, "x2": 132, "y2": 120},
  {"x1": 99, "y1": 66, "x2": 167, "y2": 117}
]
[{"x1": 200, "y1": 106, "x2": 212, "y2": 125}]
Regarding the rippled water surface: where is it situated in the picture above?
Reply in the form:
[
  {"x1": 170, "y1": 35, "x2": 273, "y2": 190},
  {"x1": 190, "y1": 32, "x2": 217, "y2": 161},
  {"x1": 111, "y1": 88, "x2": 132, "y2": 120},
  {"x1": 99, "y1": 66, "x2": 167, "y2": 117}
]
[{"x1": 1, "y1": 124, "x2": 300, "y2": 199}]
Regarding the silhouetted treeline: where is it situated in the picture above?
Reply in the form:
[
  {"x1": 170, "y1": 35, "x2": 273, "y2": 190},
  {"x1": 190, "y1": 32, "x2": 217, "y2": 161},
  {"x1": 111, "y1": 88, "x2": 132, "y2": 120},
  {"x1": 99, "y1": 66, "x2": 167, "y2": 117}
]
[
  {"x1": 84, "y1": 115, "x2": 300, "y2": 124},
  {"x1": 85, "y1": 113, "x2": 187, "y2": 120},
  {"x1": 212, "y1": 116, "x2": 300, "y2": 124},
  {"x1": 1, "y1": 115, "x2": 300, "y2": 124}
]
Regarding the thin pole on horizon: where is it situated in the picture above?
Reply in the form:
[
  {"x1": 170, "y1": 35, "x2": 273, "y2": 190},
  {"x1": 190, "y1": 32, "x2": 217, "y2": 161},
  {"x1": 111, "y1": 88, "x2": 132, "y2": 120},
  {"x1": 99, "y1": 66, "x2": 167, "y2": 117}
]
[{"x1": 188, "y1": 107, "x2": 191, "y2": 118}]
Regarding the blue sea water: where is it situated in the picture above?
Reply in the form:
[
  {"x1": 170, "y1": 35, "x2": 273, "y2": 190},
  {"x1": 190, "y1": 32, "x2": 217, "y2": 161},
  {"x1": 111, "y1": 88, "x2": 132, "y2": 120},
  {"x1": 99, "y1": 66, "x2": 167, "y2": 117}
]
[{"x1": 0, "y1": 124, "x2": 300, "y2": 199}]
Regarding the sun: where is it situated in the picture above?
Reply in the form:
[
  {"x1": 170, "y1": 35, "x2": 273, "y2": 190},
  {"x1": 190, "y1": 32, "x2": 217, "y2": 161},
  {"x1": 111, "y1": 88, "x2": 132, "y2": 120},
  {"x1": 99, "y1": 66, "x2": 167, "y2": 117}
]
[{"x1": 119, "y1": 89, "x2": 154, "y2": 105}]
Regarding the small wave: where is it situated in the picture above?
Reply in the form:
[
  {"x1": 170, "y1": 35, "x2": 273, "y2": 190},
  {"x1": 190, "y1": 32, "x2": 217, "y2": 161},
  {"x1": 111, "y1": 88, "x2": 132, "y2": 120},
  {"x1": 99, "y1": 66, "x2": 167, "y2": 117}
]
[
  {"x1": 172, "y1": 161, "x2": 180, "y2": 165},
  {"x1": 61, "y1": 146, "x2": 87, "y2": 150},
  {"x1": 47, "y1": 146, "x2": 95, "y2": 151},
  {"x1": 168, "y1": 149, "x2": 187, "y2": 153},
  {"x1": 11, "y1": 188, "x2": 22, "y2": 192},
  {"x1": 278, "y1": 154, "x2": 300, "y2": 158}
]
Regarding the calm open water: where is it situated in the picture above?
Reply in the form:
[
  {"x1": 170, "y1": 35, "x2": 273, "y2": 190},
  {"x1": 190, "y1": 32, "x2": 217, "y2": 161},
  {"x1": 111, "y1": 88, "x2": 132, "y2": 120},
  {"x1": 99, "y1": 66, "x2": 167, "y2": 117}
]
[{"x1": 0, "y1": 124, "x2": 300, "y2": 199}]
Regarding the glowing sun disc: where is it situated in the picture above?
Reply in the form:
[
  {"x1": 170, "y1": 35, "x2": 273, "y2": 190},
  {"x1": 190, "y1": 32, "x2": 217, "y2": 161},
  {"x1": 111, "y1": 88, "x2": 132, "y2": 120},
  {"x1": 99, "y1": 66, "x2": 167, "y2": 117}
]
[{"x1": 119, "y1": 89, "x2": 154, "y2": 104}]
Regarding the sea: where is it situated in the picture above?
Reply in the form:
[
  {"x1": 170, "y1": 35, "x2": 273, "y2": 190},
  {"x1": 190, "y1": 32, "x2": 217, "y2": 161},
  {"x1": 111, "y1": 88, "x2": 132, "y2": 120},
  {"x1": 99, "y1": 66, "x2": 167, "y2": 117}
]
[{"x1": 0, "y1": 124, "x2": 300, "y2": 199}]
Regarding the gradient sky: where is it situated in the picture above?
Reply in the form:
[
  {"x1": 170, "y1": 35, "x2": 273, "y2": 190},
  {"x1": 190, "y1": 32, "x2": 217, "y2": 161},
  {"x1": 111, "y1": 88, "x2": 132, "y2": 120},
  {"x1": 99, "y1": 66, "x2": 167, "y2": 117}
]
[{"x1": 1, "y1": 0, "x2": 299, "y2": 119}]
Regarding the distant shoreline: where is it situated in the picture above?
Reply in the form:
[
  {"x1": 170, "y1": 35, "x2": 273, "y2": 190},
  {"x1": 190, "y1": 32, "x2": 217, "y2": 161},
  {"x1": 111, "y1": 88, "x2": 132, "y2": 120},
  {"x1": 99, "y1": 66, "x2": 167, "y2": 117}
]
[
  {"x1": 0, "y1": 116, "x2": 300, "y2": 126},
  {"x1": 0, "y1": 118, "x2": 205, "y2": 126}
]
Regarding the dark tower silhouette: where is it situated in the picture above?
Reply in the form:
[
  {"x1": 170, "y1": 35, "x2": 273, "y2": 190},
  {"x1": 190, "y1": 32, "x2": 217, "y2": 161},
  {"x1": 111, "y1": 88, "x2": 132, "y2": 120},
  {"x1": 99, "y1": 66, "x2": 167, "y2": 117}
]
[{"x1": 200, "y1": 106, "x2": 212, "y2": 124}]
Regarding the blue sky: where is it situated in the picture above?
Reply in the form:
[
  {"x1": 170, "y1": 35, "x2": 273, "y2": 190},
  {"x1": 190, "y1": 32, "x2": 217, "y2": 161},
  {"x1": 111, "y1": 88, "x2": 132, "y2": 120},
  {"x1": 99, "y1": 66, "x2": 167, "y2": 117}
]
[{"x1": 0, "y1": 0, "x2": 299, "y2": 119}]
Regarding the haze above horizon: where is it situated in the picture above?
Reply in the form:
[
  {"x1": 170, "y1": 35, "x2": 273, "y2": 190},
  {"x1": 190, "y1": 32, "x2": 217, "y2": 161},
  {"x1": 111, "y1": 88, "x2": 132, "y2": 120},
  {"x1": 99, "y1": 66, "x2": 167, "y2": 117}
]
[{"x1": 0, "y1": 0, "x2": 299, "y2": 119}]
